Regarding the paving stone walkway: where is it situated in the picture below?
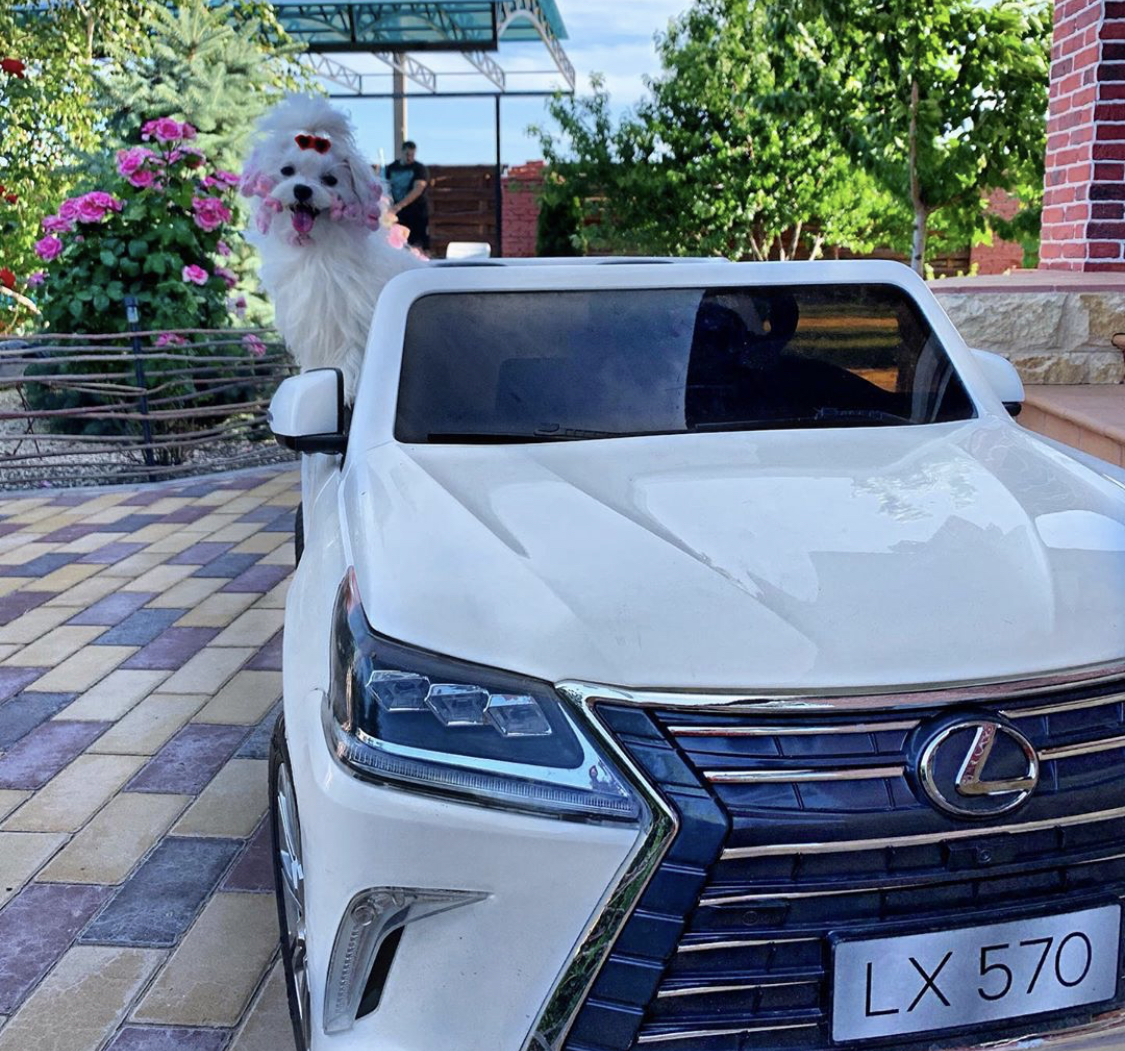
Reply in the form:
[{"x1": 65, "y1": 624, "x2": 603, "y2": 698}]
[{"x1": 0, "y1": 466, "x2": 301, "y2": 1051}]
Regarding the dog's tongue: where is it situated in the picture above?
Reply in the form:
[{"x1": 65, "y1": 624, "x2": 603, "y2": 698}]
[{"x1": 291, "y1": 209, "x2": 315, "y2": 235}]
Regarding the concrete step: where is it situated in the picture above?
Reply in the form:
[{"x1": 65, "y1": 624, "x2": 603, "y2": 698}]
[{"x1": 1020, "y1": 385, "x2": 1125, "y2": 468}]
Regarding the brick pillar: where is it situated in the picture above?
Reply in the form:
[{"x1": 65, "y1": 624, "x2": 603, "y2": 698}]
[
  {"x1": 1040, "y1": 0, "x2": 1125, "y2": 270},
  {"x1": 501, "y1": 161, "x2": 545, "y2": 258}
]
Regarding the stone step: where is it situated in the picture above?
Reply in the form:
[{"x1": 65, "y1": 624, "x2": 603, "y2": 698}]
[{"x1": 1020, "y1": 384, "x2": 1125, "y2": 468}]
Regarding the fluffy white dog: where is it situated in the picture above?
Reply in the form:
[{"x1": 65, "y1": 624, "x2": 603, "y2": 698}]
[{"x1": 242, "y1": 95, "x2": 426, "y2": 401}]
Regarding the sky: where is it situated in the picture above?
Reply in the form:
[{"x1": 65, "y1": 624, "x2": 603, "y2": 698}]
[{"x1": 335, "y1": 0, "x2": 691, "y2": 169}]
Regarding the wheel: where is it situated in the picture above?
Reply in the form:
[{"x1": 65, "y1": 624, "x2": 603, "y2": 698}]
[
  {"x1": 294, "y1": 502, "x2": 304, "y2": 567},
  {"x1": 270, "y1": 716, "x2": 312, "y2": 1050}
]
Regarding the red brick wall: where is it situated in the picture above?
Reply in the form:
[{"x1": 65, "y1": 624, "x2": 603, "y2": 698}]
[
  {"x1": 971, "y1": 189, "x2": 1026, "y2": 274},
  {"x1": 1040, "y1": 0, "x2": 1125, "y2": 271},
  {"x1": 502, "y1": 161, "x2": 544, "y2": 258}
]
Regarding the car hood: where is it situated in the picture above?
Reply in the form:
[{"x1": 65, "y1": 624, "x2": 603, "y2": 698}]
[{"x1": 343, "y1": 420, "x2": 1125, "y2": 690}]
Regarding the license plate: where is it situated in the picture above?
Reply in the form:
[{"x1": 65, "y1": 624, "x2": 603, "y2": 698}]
[{"x1": 832, "y1": 904, "x2": 1121, "y2": 1043}]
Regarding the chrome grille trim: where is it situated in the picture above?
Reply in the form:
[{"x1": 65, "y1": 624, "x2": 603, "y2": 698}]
[
  {"x1": 520, "y1": 688, "x2": 678, "y2": 1051},
  {"x1": 722, "y1": 803, "x2": 1125, "y2": 860},
  {"x1": 668, "y1": 719, "x2": 919, "y2": 737},
  {"x1": 1001, "y1": 690, "x2": 1125, "y2": 720},
  {"x1": 704, "y1": 765, "x2": 904, "y2": 784},
  {"x1": 555, "y1": 660, "x2": 1125, "y2": 714},
  {"x1": 635, "y1": 1022, "x2": 820, "y2": 1044},
  {"x1": 1041, "y1": 734, "x2": 1125, "y2": 761},
  {"x1": 677, "y1": 936, "x2": 818, "y2": 953},
  {"x1": 657, "y1": 978, "x2": 818, "y2": 998},
  {"x1": 703, "y1": 853, "x2": 1125, "y2": 906}
]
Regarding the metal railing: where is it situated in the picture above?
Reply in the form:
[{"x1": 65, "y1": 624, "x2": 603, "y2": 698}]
[{"x1": 0, "y1": 327, "x2": 298, "y2": 490}]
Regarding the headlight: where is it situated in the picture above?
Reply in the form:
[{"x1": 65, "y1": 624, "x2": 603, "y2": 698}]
[{"x1": 325, "y1": 569, "x2": 640, "y2": 821}]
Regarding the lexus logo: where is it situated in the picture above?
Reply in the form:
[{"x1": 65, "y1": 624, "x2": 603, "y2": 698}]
[{"x1": 917, "y1": 718, "x2": 1039, "y2": 819}]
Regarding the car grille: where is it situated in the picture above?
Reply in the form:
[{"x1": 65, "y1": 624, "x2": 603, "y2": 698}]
[{"x1": 563, "y1": 670, "x2": 1125, "y2": 1051}]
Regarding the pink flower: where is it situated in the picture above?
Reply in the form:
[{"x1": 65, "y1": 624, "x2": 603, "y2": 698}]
[
  {"x1": 128, "y1": 169, "x2": 156, "y2": 189},
  {"x1": 216, "y1": 240, "x2": 231, "y2": 257},
  {"x1": 71, "y1": 193, "x2": 121, "y2": 224},
  {"x1": 155, "y1": 332, "x2": 188, "y2": 347},
  {"x1": 167, "y1": 146, "x2": 204, "y2": 166},
  {"x1": 191, "y1": 195, "x2": 232, "y2": 232},
  {"x1": 254, "y1": 196, "x2": 284, "y2": 234},
  {"x1": 387, "y1": 222, "x2": 409, "y2": 250},
  {"x1": 86, "y1": 191, "x2": 122, "y2": 212},
  {"x1": 227, "y1": 295, "x2": 247, "y2": 318},
  {"x1": 34, "y1": 236, "x2": 63, "y2": 261},
  {"x1": 27, "y1": 271, "x2": 45, "y2": 287},
  {"x1": 242, "y1": 333, "x2": 266, "y2": 358},
  {"x1": 57, "y1": 199, "x2": 81, "y2": 222},
  {"x1": 75, "y1": 198, "x2": 106, "y2": 223},
  {"x1": 214, "y1": 265, "x2": 237, "y2": 289},
  {"x1": 241, "y1": 172, "x2": 275, "y2": 199},
  {"x1": 116, "y1": 147, "x2": 154, "y2": 178},
  {"x1": 142, "y1": 117, "x2": 188, "y2": 143},
  {"x1": 212, "y1": 170, "x2": 239, "y2": 187},
  {"x1": 42, "y1": 214, "x2": 72, "y2": 234},
  {"x1": 181, "y1": 264, "x2": 209, "y2": 285}
]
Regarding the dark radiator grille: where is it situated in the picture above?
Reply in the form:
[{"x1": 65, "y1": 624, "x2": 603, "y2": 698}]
[{"x1": 563, "y1": 673, "x2": 1125, "y2": 1051}]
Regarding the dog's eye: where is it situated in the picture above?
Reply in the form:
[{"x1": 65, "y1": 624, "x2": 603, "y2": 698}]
[
  {"x1": 280, "y1": 165, "x2": 295, "y2": 177},
  {"x1": 322, "y1": 174, "x2": 338, "y2": 187}
]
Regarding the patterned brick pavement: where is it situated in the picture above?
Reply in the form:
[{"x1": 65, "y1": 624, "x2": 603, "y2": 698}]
[{"x1": 0, "y1": 467, "x2": 300, "y2": 1051}]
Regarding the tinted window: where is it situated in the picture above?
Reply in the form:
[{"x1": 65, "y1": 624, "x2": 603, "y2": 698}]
[{"x1": 396, "y1": 284, "x2": 974, "y2": 443}]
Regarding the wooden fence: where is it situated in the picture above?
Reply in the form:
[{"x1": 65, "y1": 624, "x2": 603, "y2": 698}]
[{"x1": 0, "y1": 329, "x2": 296, "y2": 490}]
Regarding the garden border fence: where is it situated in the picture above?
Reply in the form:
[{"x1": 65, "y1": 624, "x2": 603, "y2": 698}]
[{"x1": 0, "y1": 327, "x2": 297, "y2": 490}]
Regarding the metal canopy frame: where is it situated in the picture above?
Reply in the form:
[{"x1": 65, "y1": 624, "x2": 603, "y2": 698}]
[
  {"x1": 276, "y1": 0, "x2": 575, "y2": 255},
  {"x1": 278, "y1": 0, "x2": 575, "y2": 92}
]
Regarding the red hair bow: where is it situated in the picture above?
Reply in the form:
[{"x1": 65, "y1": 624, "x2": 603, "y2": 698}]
[{"x1": 295, "y1": 134, "x2": 331, "y2": 154}]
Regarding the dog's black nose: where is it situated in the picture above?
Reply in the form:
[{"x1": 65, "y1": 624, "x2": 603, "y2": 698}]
[{"x1": 293, "y1": 184, "x2": 313, "y2": 203}]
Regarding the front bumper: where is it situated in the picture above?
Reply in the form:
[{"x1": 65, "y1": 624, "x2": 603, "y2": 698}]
[
  {"x1": 287, "y1": 689, "x2": 640, "y2": 1051},
  {"x1": 290, "y1": 657, "x2": 1125, "y2": 1051}
]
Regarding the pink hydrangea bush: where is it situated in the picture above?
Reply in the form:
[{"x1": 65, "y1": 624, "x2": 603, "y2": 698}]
[
  {"x1": 32, "y1": 118, "x2": 252, "y2": 340},
  {"x1": 24, "y1": 117, "x2": 269, "y2": 442}
]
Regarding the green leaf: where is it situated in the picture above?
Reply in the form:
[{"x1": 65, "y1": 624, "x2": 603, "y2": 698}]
[
  {"x1": 127, "y1": 238, "x2": 148, "y2": 259},
  {"x1": 100, "y1": 249, "x2": 118, "y2": 268},
  {"x1": 93, "y1": 293, "x2": 111, "y2": 312}
]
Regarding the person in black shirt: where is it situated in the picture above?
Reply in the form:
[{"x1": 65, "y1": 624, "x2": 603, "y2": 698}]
[{"x1": 385, "y1": 141, "x2": 430, "y2": 253}]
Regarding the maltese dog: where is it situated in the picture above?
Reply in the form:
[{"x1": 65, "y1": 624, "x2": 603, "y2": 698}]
[{"x1": 241, "y1": 95, "x2": 426, "y2": 402}]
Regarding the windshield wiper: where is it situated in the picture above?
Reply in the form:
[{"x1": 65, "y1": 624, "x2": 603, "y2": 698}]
[
  {"x1": 426, "y1": 427, "x2": 682, "y2": 443},
  {"x1": 691, "y1": 409, "x2": 912, "y2": 432},
  {"x1": 426, "y1": 432, "x2": 567, "y2": 444}
]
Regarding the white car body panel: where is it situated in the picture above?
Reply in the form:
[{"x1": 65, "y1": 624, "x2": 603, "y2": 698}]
[{"x1": 275, "y1": 259, "x2": 1125, "y2": 1051}]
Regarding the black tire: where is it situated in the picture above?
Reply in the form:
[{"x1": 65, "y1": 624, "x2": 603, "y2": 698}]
[
  {"x1": 269, "y1": 716, "x2": 310, "y2": 1051},
  {"x1": 294, "y1": 502, "x2": 304, "y2": 567}
]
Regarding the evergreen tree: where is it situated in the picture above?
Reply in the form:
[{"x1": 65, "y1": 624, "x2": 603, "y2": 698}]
[{"x1": 93, "y1": 0, "x2": 305, "y2": 171}]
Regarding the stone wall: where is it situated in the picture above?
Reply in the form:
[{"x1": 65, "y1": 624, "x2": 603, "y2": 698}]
[{"x1": 932, "y1": 274, "x2": 1125, "y2": 383}]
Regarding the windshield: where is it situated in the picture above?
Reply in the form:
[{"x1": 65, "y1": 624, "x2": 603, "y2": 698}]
[{"x1": 395, "y1": 284, "x2": 975, "y2": 443}]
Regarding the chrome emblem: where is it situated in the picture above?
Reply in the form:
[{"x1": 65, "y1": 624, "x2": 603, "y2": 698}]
[{"x1": 918, "y1": 719, "x2": 1039, "y2": 818}]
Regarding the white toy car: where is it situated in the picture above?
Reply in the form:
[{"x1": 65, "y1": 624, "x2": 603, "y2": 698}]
[{"x1": 267, "y1": 260, "x2": 1125, "y2": 1051}]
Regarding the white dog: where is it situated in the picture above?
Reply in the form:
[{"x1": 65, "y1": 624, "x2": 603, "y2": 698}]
[{"x1": 242, "y1": 95, "x2": 426, "y2": 401}]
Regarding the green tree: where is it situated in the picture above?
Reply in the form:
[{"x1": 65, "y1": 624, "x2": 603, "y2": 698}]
[
  {"x1": 0, "y1": 0, "x2": 152, "y2": 321},
  {"x1": 92, "y1": 0, "x2": 306, "y2": 173},
  {"x1": 766, "y1": 0, "x2": 1051, "y2": 272},
  {"x1": 534, "y1": 0, "x2": 905, "y2": 261}
]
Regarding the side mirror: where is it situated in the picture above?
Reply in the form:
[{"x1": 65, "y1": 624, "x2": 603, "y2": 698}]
[
  {"x1": 970, "y1": 349, "x2": 1024, "y2": 417},
  {"x1": 268, "y1": 369, "x2": 348, "y2": 455}
]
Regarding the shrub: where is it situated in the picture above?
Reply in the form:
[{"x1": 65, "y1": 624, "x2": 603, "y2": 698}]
[{"x1": 24, "y1": 118, "x2": 257, "y2": 442}]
